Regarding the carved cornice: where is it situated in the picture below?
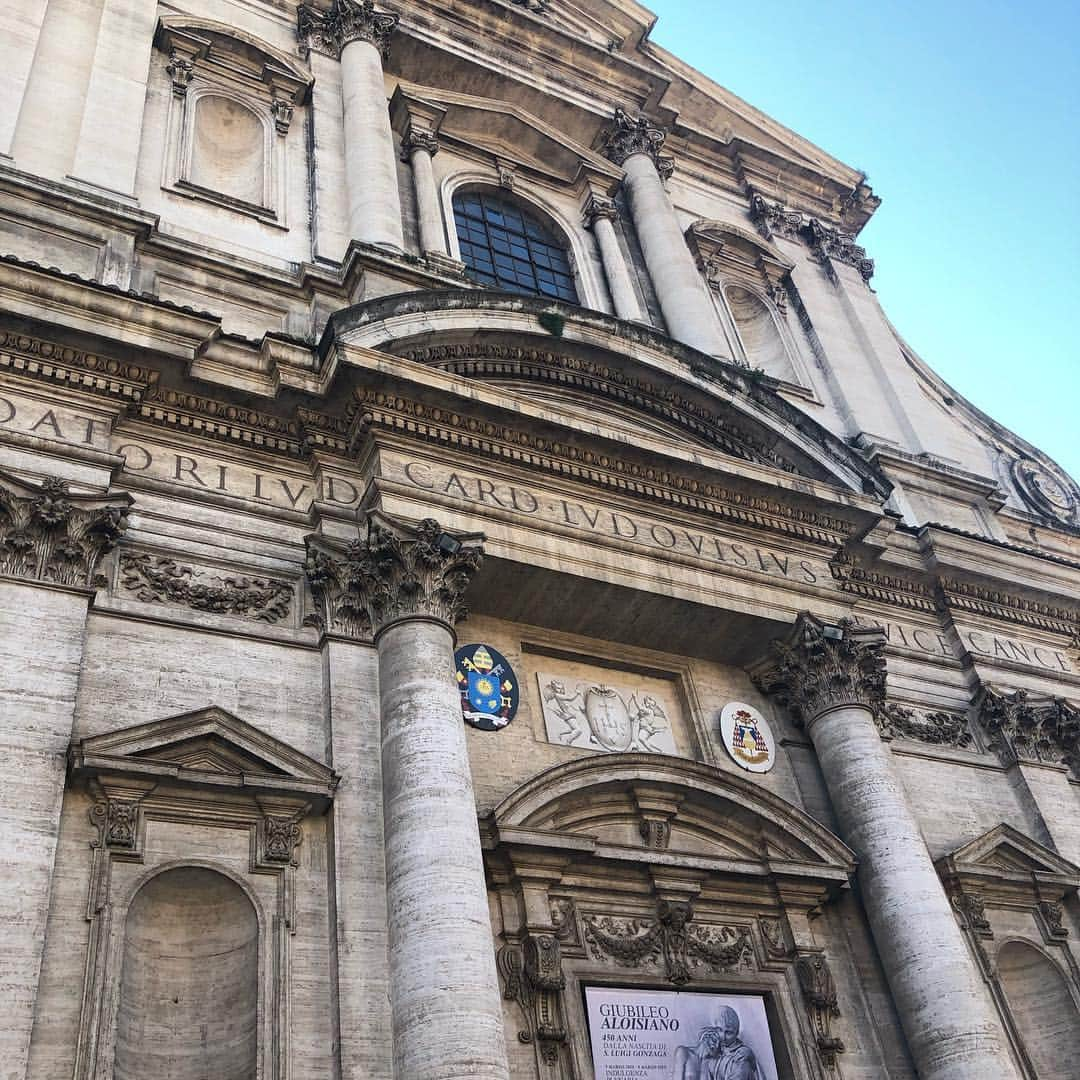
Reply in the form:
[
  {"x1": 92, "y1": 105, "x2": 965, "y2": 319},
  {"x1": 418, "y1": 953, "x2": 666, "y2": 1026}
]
[
  {"x1": 874, "y1": 702, "x2": 972, "y2": 748},
  {"x1": 938, "y1": 578, "x2": 1080, "y2": 642},
  {"x1": 829, "y1": 549, "x2": 937, "y2": 613},
  {"x1": 581, "y1": 193, "x2": 619, "y2": 229},
  {"x1": 305, "y1": 513, "x2": 483, "y2": 638},
  {"x1": 749, "y1": 193, "x2": 874, "y2": 283},
  {"x1": 118, "y1": 552, "x2": 294, "y2": 624},
  {"x1": 756, "y1": 614, "x2": 888, "y2": 726},
  {"x1": 348, "y1": 385, "x2": 856, "y2": 546},
  {"x1": 976, "y1": 687, "x2": 1078, "y2": 768},
  {"x1": 297, "y1": 0, "x2": 398, "y2": 60},
  {"x1": 0, "y1": 470, "x2": 131, "y2": 589},
  {"x1": 599, "y1": 108, "x2": 674, "y2": 176},
  {"x1": 400, "y1": 342, "x2": 799, "y2": 473},
  {"x1": 138, "y1": 385, "x2": 304, "y2": 456},
  {"x1": 0, "y1": 329, "x2": 158, "y2": 403}
]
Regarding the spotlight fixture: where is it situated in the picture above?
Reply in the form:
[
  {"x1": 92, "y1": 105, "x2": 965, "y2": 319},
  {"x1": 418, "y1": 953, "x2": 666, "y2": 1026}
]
[
  {"x1": 821, "y1": 624, "x2": 844, "y2": 641},
  {"x1": 437, "y1": 532, "x2": 462, "y2": 555}
]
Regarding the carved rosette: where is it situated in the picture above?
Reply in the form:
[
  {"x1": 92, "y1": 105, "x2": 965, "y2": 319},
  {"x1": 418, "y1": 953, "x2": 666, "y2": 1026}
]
[
  {"x1": 306, "y1": 514, "x2": 483, "y2": 638},
  {"x1": 297, "y1": 0, "x2": 398, "y2": 60},
  {"x1": 0, "y1": 470, "x2": 131, "y2": 589},
  {"x1": 756, "y1": 613, "x2": 887, "y2": 726},
  {"x1": 794, "y1": 953, "x2": 845, "y2": 1069},
  {"x1": 600, "y1": 107, "x2": 674, "y2": 176}
]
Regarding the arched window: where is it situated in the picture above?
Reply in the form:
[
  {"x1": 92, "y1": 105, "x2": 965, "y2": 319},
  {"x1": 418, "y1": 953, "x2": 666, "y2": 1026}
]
[
  {"x1": 453, "y1": 191, "x2": 578, "y2": 302},
  {"x1": 115, "y1": 867, "x2": 258, "y2": 1080}
]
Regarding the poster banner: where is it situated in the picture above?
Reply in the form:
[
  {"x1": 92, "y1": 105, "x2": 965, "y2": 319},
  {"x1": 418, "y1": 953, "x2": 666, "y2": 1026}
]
[{"x1": 584, "y1": 986, "x2": 779, "y2": 1080}]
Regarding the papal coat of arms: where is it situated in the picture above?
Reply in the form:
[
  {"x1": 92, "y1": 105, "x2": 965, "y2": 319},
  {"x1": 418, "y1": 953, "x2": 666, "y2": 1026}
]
[
  {"x1": 454, "y1": 644, "x2": 519, "y2": 731},
  {"x1": 538, "y1": 671, "x2": 678, "y2": 755},
  {"x1": 719, "y1": 702, "x2": 775, "y2": 773}
]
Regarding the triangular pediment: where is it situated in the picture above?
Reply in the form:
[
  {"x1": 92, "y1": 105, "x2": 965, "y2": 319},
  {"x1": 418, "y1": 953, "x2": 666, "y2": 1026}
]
[
  {"x1": 70, "y1": 706, "x2": 337, "y2": 798},
  {"x1": 938, "y1": 823, "x2": 1080, "y2": 883}
]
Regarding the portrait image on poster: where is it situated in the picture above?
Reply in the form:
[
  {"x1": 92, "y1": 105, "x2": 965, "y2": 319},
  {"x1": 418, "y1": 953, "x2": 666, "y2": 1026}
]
[{"x1": 585, "y1": 986, "x2": 779, "y2": 1080}]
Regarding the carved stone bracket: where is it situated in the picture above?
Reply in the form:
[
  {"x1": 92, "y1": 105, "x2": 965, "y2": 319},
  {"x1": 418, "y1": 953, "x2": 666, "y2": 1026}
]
[
  {"x1": 755, "y1": 613, "x2": 887, "y2": 727},
  {"x1": 794, "y1": 952, "x2": 845, "y2": 1070},
  {"x1": 0, "y1": 470, "x2": 132, "y2": 589},
  {"x1": 90, "y1": 797, "x2": 143, "y2": 852},
  {"x1": 600, "y1": 107, "x2": 674, "y2": 176},
  {"x1": 1037, "y1": 900, "x2": 1068, "y2": 941},
  {"x1": 262, "y1": 814, "x2": 303, "y2": 864},
  {"x1": 874, "y1": 702, "x2": 973, "y2": 748},
  {"x1": 305, "y1": 513, "x2": 484, "y2": 639},
  {"x1": 400, "y1": 125, "x2": 440, "y2": 161},
  {"x1": 976, "y1": 686, "x2": 1076, "y2": 768},
  {"x1": 119, "y1": 553, "x2": 294, "y2": 624},
  {"x1": 498, "y1": 932, "x2": 568, "y2": 1066},
  {"x1": 582, "y1": 901, "x2": 752, "y2": 986},
  {"x1": 297, "y1": 0, "x2": 398, "y2": 59},
  {"x1": 950, "y1": 887, "x2": 993, "y2": 939}
]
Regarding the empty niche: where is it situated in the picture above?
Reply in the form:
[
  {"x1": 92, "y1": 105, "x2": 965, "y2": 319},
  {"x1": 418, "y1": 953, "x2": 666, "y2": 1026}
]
[
  {"x1": 189, "y1": 94, "x2": 266, "y2": 207},
  {"x1": 723, "y1": 284, "x2": 796, "y2": 381},
  {"x1": 997, "y1": 940, "x2": 1080, "y2": 1078},
  {"x1": 114, "y1": 867, "x2": 258, "y2": 1080}
]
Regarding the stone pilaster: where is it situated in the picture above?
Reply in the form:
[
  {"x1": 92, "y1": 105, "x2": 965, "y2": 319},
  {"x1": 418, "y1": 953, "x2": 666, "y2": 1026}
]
[
  {"x1": 0, "y1": 469, "x2": 131, "y2": 1078},
  {"x1": 582, "y1": 193, "x2": 645, "y2": 323},
  {"x1": 600, "y1": 108, "x2": 727, "y2": 357},
  {"x1": 310, "y1": 513, "x2": 509, "y2": 1080},
  {"x1": 298, "y1": 0, "x2": 405, "y2": 250},
  {"x1": 756, "y1": 613, "x2": 1019, "y2": 1080}
]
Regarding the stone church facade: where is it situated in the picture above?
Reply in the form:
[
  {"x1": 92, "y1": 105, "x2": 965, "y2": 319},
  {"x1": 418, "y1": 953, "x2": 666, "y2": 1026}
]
[{"x1": 0, "y1": 1, "x2": 1078, "y2": 1078}]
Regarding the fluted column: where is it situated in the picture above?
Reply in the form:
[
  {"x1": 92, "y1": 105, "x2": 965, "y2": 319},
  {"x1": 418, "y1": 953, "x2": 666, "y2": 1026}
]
[
  {"x1": 0, "y1": 470, "x2": 131, "y2": 1076},
  {"x1": 329, "y1": 513, "x2": 509, "y2": 1080},
  {"x1": 600, "y1": 109, "x2": 727, "y2": 357},
  {"x1": 299, "y1": 0, "x2": 404, "y2": 250},
  {"x1": 757, "y1": 615, "x2": 1019, "y2": 1080},
  {"x1": 582, "y1": 193, "x2": 644, "y2": 322},
  {"x1": 402, "y1": 125, "x2": 449, "y2": 256}
]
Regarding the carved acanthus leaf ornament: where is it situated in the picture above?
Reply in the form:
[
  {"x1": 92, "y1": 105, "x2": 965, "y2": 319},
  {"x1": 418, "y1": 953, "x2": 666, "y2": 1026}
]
[
  {"x1": 0, "y1": 470, "x2": 131, "y2": 589},
  {"x1": 756, "y1": 613, "x2": 887, "y2": 726},
  {"x1": 306, "y1": 514, "x2": 483, "y2": 637},
  {"x1": 977, "y1": 687, "x2": 1079, "y2": 768},
  {"x1": 600, "y1": 108, "x2": 674, "y2": 176},
  {"x1": 794, "y1": 953, "x2": 845, "y2": 1069},
  {"x1": 297, "y1": 0, "x2": 398, "y2": 59}
]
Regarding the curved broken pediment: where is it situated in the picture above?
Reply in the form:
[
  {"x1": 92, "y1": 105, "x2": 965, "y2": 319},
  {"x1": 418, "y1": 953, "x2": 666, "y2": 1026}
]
[
  {"x1": 491, "y1": 753, "x2": 855, "y2": 882},
  {"x1": 329, "y1": 290, "x2": 890, "y2": 499}
]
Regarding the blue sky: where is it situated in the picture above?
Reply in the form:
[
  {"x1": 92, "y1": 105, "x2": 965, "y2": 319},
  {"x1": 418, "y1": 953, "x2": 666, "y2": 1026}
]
[{"x1": 650, "y1": 1, "x2": 1079, "y2": 481}]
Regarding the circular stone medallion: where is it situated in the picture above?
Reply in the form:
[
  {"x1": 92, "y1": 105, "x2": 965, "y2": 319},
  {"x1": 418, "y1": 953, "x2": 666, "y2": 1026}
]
[
  {"x1": 454, "y1": 643, "x2": 519, "y2": 731},
  {"x1": 720, "y1": 702, "x2": 776, "y2": 773}
]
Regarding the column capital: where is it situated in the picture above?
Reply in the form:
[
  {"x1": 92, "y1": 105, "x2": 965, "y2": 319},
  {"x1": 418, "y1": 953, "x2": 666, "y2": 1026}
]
[
  {"x1": 0, "y1": 469, "x2": 132, "y2": 590},
  {"x1": 581, "y1": 193, "x2": 619, "y2": 229},
  {"x1": 599, "y1": 107, "x2": 674, "y2": 176},
  {"x1": 297, "y1": 0, "x2": 399, "y2": 60},
  {"x1": 400, "y1": 124, "x2": 439, "y2": 161},
  {"x1": 308, "y1": 512, "x2": 484, "y2": 638},
  {"x1": 755, "y1": 613, "x2": 887, "y2": 725}
]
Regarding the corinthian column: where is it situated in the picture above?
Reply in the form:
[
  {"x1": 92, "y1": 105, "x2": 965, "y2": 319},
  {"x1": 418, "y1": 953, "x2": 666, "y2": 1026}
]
[
  {"x1": 582, "y1": 193, "x2": 644, "y2": 322},
  {"x1": 756, "y1": 615, "x2": 1018, "y2": 1080},
  {"x1": 0, "y1": 470, "x2": 131, "y2": 1076},
  {"x1": 298, "y1": 0, "x2": 404, "y2": 250},
  {"x1": 328, "y1": 513, "x2": 509, "y2": 1080},
  {"x1": 600, "y1": 109, "x2": 727, "y2": 357}
]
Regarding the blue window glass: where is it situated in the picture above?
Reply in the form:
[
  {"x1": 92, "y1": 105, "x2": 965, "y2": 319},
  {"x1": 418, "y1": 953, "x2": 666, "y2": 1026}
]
[{"x1": 453, "y1": 191, "x2": 578, "y2": 303}]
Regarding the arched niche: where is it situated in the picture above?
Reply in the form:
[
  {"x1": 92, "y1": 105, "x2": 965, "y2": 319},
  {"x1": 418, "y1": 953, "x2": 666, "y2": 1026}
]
[
  {"x1": 114, "y1": 866, "x2": 259, "y2": 1080},
  {"x1": 189, "y1": 92, "x2": 268, "y2": 207},
  {"x1": 998, "y1": 940, "x2": 1080, "y2": 1078},
  {"x1": 724, "y1": 283, "x2": 797, "y2": 382}
]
